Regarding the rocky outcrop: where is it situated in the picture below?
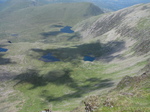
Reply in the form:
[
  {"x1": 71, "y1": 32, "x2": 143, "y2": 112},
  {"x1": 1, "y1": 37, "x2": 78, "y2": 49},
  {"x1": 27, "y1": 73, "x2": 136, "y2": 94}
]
[
  {"x1": 76, "y1": 3, "x2": 150, "y2": 42},
  {"x1": 75, "y1": 3, "x2": 150, "y2": 58}
]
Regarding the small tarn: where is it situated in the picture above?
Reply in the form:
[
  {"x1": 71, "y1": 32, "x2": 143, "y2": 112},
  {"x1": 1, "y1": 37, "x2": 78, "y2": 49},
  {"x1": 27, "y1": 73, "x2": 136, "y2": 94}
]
[
  {"x1": 60, "y1": 26, "x2": 74, "y2": 33},
  {"x1": 0, "y1": 48, "x2": 8, "y2": 52},
  {"x1": 83, "y1": 56, "x2": 96, "y2": 62},
  {"x1": 40, "y1": 53, "x2": 60, "y2": 62}
]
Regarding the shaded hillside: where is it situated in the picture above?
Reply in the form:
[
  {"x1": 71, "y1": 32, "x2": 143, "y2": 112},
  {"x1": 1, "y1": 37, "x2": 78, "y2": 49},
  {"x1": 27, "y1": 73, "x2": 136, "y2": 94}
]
[
  {"x1": 71, "y1": 3, "x2": 150, "y2": 112},
  {"x1": 75, "y1": 3, "x2": 150, "y2": 56},
  {"x1": 0, "y1": 2, "x2": 103, "y2": 42}
]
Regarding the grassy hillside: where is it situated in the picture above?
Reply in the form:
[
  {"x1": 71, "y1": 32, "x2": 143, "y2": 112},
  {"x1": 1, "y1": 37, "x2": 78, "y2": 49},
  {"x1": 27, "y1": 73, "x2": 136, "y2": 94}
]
[
  {"x1": 0, "y1": 2, "x2": 149, "y2": 112},
  {"x1": 71, "y1": 3, "x2": 150, "y2": 112},
  {"x1": 0, "y1": 2, "x2": 103, "y2": 42},
  {"x1": 0, "y1": 36, "x2": 149, "y2": 112},
  {"x1": 72, "y1": 61, "x2": 150, "y2": 112},
  {"x1": 0, "y1": 0, "x2": 41, "y2": 12}
]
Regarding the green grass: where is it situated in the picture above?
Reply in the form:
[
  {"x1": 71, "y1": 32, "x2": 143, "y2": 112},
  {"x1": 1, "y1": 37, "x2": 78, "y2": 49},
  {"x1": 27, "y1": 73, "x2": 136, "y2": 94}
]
[
  {"x1": 0, "y1": 2, "x2": 103, "y2": 42},
  {"x1": 0, "y1": 3, "x2": 150, "y2": 111},
  {"x1": 5, "y1": 40, "x2": 147, "y2": 112},
  {"x1": 92, "y1": 73, "x2": 150, "y2": 112},
  {"x1": 14, "y1": 61, "x2": 109, "y2": 111},
  {"x1": 7, "y1": 41, "x2": 111, "y2": 111},
  {"x1": 1, "y1": 37, "x2": 149, "y2": 111},
  {"x1": 137, "y1": 17, "x2": 150, "y2": 30}
]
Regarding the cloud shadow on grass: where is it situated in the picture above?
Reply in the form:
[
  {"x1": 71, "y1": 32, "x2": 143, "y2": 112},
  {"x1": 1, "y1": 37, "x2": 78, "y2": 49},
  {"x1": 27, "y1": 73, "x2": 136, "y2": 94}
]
[
  {"x1": 40, "y1": 31, "x2": 61, "y2": 38},
  {"x1": 0, "y1": 54, "x2": 12, "y2": 65},
  {"x1": 0, "y1": 45, "x2": 16, "y2": 81},
  {"x1": 14, "y1": 68, "x2": 114, "y2": 102},
  {"x1": 14, "y1": 68, "x2": 76, "y2": 89},
  {"x1": 0, "y1": 45, "x2": 15, "y2": 65},
  {"x1": 40, "y1": 77, "x2": 113, "y2": 102},
  {"x1": 50, "y1": 25, "x2": 63, "y2": 28},
  {"x1": 13, "y1": 40, "x2": 125, "y2": 103},
  {"x1": 31, "y1": 40, "x2": 126, "y2": 62}
]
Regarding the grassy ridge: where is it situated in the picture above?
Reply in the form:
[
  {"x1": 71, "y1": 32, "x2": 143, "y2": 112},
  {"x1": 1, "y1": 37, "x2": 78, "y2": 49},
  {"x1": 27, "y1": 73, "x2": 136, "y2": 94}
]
[{"x1": 0, "y1": 2, "x2": 103, "y2": 42}]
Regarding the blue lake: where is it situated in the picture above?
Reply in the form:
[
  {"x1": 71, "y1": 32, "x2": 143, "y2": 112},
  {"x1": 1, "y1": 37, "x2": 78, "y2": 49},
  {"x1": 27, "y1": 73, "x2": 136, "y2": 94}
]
[
  {"x1": 83, "y1": 56, "x2": 96, "y2": 62},
  {"x1": 60, "y1": 26, "x2": 74, "y2": 33},
  {"x1": 40, "y1": 53, "x2": 60, "y2": 62},
  {"x1": 0, "y1": 48, "x2": 8, "y2": 52}
]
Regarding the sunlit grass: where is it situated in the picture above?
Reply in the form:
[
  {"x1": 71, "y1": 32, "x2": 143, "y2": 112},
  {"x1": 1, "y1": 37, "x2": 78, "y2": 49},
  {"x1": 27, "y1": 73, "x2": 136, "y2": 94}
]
[{"x1": 2, "y1": 41, "x2": 149, "y2": 112}]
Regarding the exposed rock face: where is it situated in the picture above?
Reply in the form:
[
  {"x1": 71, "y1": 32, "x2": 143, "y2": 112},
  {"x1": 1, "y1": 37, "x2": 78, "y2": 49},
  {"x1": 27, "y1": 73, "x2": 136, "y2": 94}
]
[
  {"x1": 75, "y1": 3, "x2": 150, "y2": 57},
  {"x1": 76, "y1": 3, "x2": 150, "y2": 40},
  {"x1": 116, "y1": 62, "x2": 150, "y2": 91}
]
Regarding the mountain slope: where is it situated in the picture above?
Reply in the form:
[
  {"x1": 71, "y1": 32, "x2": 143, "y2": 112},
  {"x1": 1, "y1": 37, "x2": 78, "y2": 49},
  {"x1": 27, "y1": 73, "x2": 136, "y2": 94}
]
[
  {"x1": 26, "y1": 0, "x2": 150, "y2": 10},
  {"x1": 72, "y1": 62, "x2": 150, "y2": 112},
  {"x1": 75, "y1": 3, "x2": 150, "y2": 55},
  {"x1": 92, "y1": 0, "x2": 150, "y2": 11},
  {"x1": 0, "y1": 0, "x2": 44, "y2": 12},
  {"x1": 71, "y1": 3, "x2": 150, "y2": 111},
  {"x1": 1, "y1": 0, "x2": 150, "y2": 11},
  {"x1": 0, "y1": 2, "x2": 103, "y2": 42},
  {"x1": 0, "y1": 2, "x2": 149, "y2": 112}
]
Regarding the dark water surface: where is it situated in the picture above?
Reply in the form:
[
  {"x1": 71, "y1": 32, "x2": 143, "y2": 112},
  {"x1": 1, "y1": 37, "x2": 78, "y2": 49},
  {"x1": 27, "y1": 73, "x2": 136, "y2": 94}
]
[
  {"x1": 83, "y1": 56, "x2": 96, "y2": 62},
  {"x1": 40, "y1": 53, "x2": 60, "y2": 62},
  {"x1": 0, "y1": 48, "x2": 8, "y2": 52},
  {"x1": 40, "y1": 53, "x2": 96, "y2": 62},
  {"x1": 60, "y1": 26, "x2": 74, "y2": 33}
]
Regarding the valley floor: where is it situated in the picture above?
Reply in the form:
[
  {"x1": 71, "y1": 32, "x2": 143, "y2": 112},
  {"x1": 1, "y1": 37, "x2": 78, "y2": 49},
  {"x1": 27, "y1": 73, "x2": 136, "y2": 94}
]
[{"x1": 0, "y1": 41, "x2": 149, "y2": 112}]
